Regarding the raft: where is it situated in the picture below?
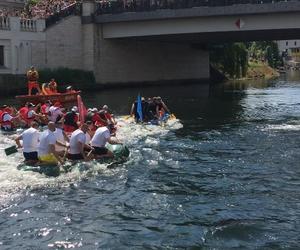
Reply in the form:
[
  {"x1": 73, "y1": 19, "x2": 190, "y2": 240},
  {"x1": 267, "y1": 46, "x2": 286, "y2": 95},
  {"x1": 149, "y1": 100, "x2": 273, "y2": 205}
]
[
  {"x1": 15, "y1": 91, "x2": 81, "y2": 106},
  {"x1": 17, "y1": 144, "x2": 130, "y2": 177}
]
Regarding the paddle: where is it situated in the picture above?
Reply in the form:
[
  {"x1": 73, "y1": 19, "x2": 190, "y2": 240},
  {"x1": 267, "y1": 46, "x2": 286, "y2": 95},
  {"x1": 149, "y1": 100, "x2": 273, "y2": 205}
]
[{"x1": 4, "y1": 145, "x2": 18, "y2": 156}]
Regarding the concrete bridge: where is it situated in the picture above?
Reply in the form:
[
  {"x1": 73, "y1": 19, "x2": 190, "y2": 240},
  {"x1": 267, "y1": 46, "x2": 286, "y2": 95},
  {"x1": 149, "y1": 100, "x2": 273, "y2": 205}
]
[
  {"x1": 92, "y1": 0, "x2": 300, "y2": 42},
  {"x1": 80, "y1": 0, "x2": 300, "y2": 85},
  {"x1": 2, "y1": 0, "x2": 300, "y2": 88}
]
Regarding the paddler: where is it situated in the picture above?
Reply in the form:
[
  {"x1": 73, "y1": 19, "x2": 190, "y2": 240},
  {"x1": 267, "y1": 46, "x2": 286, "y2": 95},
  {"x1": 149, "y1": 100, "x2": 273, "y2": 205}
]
[
  {"x1": 15, "y1": 121, "x2": 40, "y2": 164},
  {"x1": 26, "y1": 66, "x2": 41, "y2": 96},
  {"x1": 90, "y1": 125, "x2": 122, "y2": 159},
  {"x1": 63, "y1": 106, "x2": 79, "y2": 133},
  {"x1": 0, "y1": 105, "x2": 20, "y2": 131},
  {"x1": 48, "y1": 102, "x2": 64, "y2": 123},
  {"x1": 67, "y1": 123, "x2": 93, "y2": 161},
  {"x1": 54, "y1": 120, "x2": 69, "y2": 156},
  {"x1": 38, "y1": 121, "x2": 64, "y2": 165}
]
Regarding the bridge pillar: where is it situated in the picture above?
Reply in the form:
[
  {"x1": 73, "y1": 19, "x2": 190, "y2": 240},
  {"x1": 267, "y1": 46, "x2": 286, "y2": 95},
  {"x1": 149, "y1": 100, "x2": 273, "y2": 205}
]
[{"x1": 93, "y1": 27, "x2": 210, "y2": 85}]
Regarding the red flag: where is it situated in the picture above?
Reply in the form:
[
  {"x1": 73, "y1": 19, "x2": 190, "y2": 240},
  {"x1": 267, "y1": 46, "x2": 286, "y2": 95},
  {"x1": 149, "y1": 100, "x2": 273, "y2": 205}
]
[{"x1": 77, "y1": 95, "x2": 87, "y2": 125}]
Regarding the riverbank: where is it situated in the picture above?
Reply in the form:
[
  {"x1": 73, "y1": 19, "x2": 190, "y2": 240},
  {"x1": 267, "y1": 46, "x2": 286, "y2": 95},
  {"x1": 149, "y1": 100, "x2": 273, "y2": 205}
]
[{"x1": 246, "y1": 62, "x2": 280, "y2": 80}]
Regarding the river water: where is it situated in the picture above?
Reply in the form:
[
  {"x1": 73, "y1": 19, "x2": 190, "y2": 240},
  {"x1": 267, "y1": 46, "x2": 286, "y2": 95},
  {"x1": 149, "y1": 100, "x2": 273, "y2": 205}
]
[{"x1": 0, "y1": 74, "x2": 300, "y2": 249}]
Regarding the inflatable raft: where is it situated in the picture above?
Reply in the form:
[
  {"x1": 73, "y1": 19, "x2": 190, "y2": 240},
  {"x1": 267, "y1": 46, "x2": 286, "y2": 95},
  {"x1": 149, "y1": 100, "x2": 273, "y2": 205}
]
[{"x1": 17, "y1": 144, "x2": 130, "y2": 177}]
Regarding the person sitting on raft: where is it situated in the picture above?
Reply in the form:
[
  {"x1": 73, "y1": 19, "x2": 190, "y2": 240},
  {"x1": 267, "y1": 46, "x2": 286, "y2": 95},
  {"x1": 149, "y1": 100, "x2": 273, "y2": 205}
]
[
  {"x1": 48, "y1": 102, "x2": 64, "y2": 123},
  {"x1": 101, "y1": 105, "x2": 117, "y2": 125},
  {"x1": 15, "y1": 122, "x2": 40, "y2": 164},
  {"x1": 130, "y1": 97, "x2": 147, "y2": 122},
  {"x1": 90, "y1": 124, "x2": 122, "y2": 159},
  {"x1": 67, "y1": 123, "x2": 94, "y2": 161},
  {"x1": 155, "y1": 96, "x2": 171, "y2": 120},
  {"x1": 0, "y1": 105, "x2": 20, "y2": 131},
  {"x1": 54, "y1": 120, "x2": 70, "y2": 157},
  {"x1": 38, "y1": 122, "x2": 64, "y2": 165},
  {"x1": 19, "y1": 103, "x2": 45, "y2": 127},
  {"x1": 63, "y1": 106, "x2": 79, "y2": 133},
  {"x1": 41, "y1": 100, "x2": 52, "y2": 116},
  {"x1": 26, "y1": 66, "x2": 41, "y2": 96}
]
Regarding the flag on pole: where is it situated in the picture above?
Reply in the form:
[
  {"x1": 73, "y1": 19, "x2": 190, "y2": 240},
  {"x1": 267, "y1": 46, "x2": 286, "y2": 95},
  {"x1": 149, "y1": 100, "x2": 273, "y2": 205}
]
[{"x1": 137, "y1": 94, "x2": 143, "y2": 122}]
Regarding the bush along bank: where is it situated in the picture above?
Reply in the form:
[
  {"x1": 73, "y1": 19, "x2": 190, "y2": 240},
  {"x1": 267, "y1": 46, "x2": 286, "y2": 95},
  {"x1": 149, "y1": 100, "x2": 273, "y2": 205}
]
[{"x1": 210, "y1": 41, "x2": 282, "y2": 81}]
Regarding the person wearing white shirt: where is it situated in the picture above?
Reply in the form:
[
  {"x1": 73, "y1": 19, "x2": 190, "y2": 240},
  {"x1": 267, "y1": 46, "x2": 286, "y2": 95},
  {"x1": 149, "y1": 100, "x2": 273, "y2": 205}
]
[
  {"x1": 38, "y1": 122, "x2": 63, "y2": 165},
  {"x1": 54, "y1": 121, "x2": 69, "y2": 156},
  {"x1": 68, "y1": 123, "x2": 93, "y2": 161},
  {"x1": 15, "y1": 122, "x2": 40, "y2": 163},
  {"x1": 90, "y1": 126, "x2": 122, "y2": 158},
  {"x1": 49, "y1": 103, "x2": 64, "y2": 123}
]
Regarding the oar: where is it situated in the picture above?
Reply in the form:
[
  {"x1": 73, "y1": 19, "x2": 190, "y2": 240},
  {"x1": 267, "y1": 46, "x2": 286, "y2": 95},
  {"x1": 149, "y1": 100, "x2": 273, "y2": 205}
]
[{"x1": 4, "y1": 145, "x2": 18, "y2": 156}]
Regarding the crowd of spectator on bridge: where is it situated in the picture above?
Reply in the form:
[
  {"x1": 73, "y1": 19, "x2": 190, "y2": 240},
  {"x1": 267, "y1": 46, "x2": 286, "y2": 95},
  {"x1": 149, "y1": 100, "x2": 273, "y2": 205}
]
[
  {"x1": 0, "y1": 0, "x2": 296, "y2": 21},
  {"x1": 0, "y1": 0, "x2": 77, "y2": 20}
]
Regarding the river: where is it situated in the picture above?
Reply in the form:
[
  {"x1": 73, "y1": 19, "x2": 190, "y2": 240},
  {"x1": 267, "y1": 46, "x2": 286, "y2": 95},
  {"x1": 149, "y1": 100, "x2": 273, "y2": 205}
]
[{"x1": 0, "y1": 74, "x2": 299, "y2": 249}]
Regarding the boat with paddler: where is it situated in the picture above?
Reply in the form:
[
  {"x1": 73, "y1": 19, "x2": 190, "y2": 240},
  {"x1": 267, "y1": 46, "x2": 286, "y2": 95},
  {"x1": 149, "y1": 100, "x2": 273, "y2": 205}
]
[{"x1": 16, "y1": 144, "x2": 130, "y2": 177}]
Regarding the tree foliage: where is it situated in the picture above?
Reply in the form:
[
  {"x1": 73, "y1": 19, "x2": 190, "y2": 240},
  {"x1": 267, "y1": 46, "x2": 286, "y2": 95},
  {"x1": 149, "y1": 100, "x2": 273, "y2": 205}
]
[
  {"x1": 210, "y1": 43, "x2": 248, "y2": 78},
  {"x1": 210, "y1": 41, "x2": 281, "y2": 79}
]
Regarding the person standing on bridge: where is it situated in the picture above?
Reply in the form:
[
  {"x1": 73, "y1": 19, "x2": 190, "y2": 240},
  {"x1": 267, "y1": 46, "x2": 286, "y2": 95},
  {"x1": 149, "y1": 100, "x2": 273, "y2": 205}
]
[{"x1": 26, "y1": 66, "x2": 42, "y2": 96}]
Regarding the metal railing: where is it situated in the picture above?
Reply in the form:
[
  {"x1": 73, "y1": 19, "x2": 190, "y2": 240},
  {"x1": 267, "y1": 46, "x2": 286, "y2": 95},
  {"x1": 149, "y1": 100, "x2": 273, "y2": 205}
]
[
  {"x1": 45, "y1": 2, "x2": 82, "y2": 28},
  {"x1": 95, "y1": 0, "x2": 297, "y2": 15}
]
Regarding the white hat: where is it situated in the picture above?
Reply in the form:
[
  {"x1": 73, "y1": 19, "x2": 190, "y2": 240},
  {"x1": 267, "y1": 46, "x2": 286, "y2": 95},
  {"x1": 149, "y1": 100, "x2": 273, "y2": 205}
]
[
  {"x1": 71, "y1": 106, "x2": 78, "y2": 112},
  {"x1": 102, "y1": 105, "x2": 108, "y2": 110},
  {"x1": 92, "y1": 108, "x2": 98, "y2": 112}
]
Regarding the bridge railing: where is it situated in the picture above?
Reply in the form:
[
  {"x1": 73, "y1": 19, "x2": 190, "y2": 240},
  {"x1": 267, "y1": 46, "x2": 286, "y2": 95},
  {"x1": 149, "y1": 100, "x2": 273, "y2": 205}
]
[
  {"x1": 0, "y1": 16, "x2": 10, "y2": 30},
  {"x1": 95, "y1": 0, "x2": 297, "y2": 15},
  {"x1": 46, "y1": 2, "x2": 82, "y2": 28}
]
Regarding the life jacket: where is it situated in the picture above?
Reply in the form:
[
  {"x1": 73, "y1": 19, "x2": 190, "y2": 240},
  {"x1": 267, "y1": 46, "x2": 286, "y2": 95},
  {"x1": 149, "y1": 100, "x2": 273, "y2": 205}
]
[
  {"x1": 1, "y1": 112, "x2": 13, "y2": 129},
  {"x1": 19, "y1": 107, "x2": 34, "y2": 125},
  {"x1": 19, "y1": 107, "x2": 29, "y2": 120},
  {"x1": 41, "y1": 104, "x2": 49, "y2": 115},
  {"x1": 95, "y1": 111, "x2": 108, "y2": 127}
]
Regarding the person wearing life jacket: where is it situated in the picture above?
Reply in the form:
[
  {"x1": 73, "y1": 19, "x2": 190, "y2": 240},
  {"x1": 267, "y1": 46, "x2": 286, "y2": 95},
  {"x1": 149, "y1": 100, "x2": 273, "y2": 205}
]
[
  {"x1": 95, "y1": 109, "x2": 109, "y2": 128},
  {"x1": 101, "y1": 105, "x2": 116, "y2": 125},
  {"x1": 26, "y1": 66, "x2": 41, "y2": 96},
  {"x1": 1, "y1": 106, "x2": 19, "y2": 131},
  {"x1": 84, "y1": 108, "x2": 101, "y2": 131},
  {"x1": 63, "y1": 106, "x2": 79, "y2": 133},
  {"x1": 41, "y1": 100, "x2": 52, "y2": 116},
  {"x1": 18, "y1": 103, "x2": 42, "y2": 127},
  {"x1": 155, "y1": 96, "x2": 170, "y2": 120},
  {"x1": 49, "y1": 79, "x2": 58, "y2": 94}
]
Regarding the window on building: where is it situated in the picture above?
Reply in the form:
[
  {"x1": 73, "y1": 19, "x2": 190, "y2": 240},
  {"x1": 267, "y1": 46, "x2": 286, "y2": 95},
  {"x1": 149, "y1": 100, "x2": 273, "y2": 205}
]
[
  {"x1": 286, "y1": 41, "x2": 289, "y2": 46},
  {"x1": 0, "y1": 46, "x2": 4, "y2": 67}
]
